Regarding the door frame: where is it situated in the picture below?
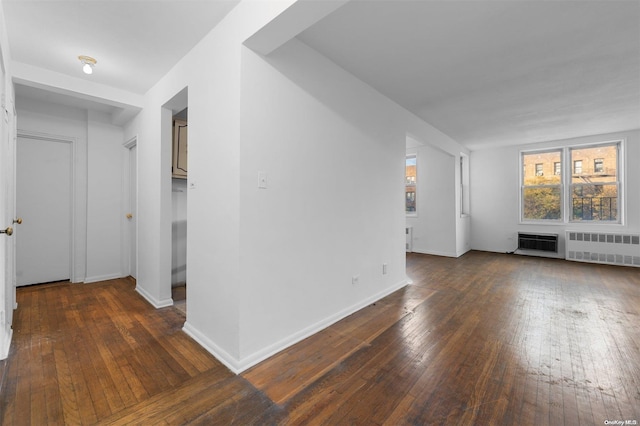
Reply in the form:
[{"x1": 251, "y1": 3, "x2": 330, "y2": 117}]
[
  {"x1": 17, "y1": 130, "x2": 78, "y2": 283},
  {"x1": 0, "y1": 44, "x2": 14, "y2": 359},
  {"x1": 122, "y1": 136, "x2": 137, "y2": 279}
]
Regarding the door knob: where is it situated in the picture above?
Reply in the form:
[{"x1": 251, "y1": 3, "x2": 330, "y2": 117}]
[
  {"x1": 126, "y1": 213, "x2": 133, "y2": 219},
  {"x1": 13, "y1": 217, "x2": 22, "y2": 224},
  {"x1": 1, "y1": 227, "x2": 13, "y2": 236}
]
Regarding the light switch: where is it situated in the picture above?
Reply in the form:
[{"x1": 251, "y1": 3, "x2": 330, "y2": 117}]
[{"x1": 258, "y1": 172, "x2": 267, "y2": 189}]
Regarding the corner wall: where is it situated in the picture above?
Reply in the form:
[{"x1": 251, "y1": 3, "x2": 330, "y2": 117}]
[
  {"x1": 406, "y1": 143, "x2": 457, "y2": 257},
  {"x1": 123, "y1": 0, "x2": 469, "y2": 372},
  {"x1": 470, "y1": 130, "x2": 640, "y2": 255},
  {"x1": 16, "y1": 99, "x2": 127, "y2": 284}
]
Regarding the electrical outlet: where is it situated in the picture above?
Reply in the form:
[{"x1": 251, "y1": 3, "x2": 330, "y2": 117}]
[
  {"x1": 382, "y1": 263, "x2": 388, "y2": 275},
  {"x1": 352, "y1": 275, "x2": 360, "y2": 285}
]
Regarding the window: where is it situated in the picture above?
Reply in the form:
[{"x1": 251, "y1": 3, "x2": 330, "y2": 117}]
[
  {"x1": 574, "y1": 160, "x2": 582, "y2": 174},
  {"x1": 594, "y1": 158, "x2": 604, "y2": 173},
  {"x1": 521, "y1": 141, "x2": 621, "y2": 223},
  {"x1": 570, "y1": 144, "x2": 619, "y2": 221},
  {"x1": 405, "y1": 155, "x2": 417, "y2": 214},
  {"x1": 522, "y1": 150, "x2": 562, "y2": 221}
]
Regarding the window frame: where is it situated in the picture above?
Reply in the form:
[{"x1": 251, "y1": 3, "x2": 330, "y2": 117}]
[
  {"x1": 568, "y1": 142, "x2": 621, "y2": 223},
  {"x1": 405, "y1": 154, "x2": 417, "y2": 217},
  {"x1": 520, "y1": 148, "x2": 564, "y2": 223},
  {"x1": 519, "y1": 140, "x2": 624, "y2": 225}
]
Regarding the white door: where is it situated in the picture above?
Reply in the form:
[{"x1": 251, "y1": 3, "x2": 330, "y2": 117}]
[
  {"x1": 129, "y1": 145, "x2": 137, "y2": 279},
  {"x1": 0, "y1": 57, "x2": 16, "y2": 359},
  {"x1": 16, "y1": 136, "x2": 72, "y2": 286}
]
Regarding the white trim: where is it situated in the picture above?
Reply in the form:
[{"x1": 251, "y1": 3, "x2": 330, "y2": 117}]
[
  {"x1": 182, "y1": 322, "x2": 241, "y2": 374},
  {"x1": 0, "y1": 328, "x2": 13, "y2": 360},
  {"x1": 411, "y1": 248, "x2": 459, "y2": 258},
  {"x1": 135, "y1": 284, "x2": 173, "y2": 308},
  {"x1": 121, "y1": 136, "x2": 137, "y2": 279},
  {"x1": 84, "y1": 273, "x2": 125, "y2": 284},
  {"x1": 184, "y1": 278, "x2": 409, "y2": 375}
]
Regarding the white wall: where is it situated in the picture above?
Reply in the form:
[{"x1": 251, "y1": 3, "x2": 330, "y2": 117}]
[
  {"x1": 86, "y1": 110, "x2": 125, "y2": 282},
  {"x1": 120, "y1": 0, "x2": 471, "y2": 372},
  {"x1": 470, "y1": 130, "x2": 640, "y2": 254},
  {"x1": 238, "y1": 38, "x2": 409, "y2": 361}
]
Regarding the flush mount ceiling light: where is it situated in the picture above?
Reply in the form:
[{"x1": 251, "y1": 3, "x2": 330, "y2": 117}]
[{"x1": 78, "y1": 55, "x2": 97, "y2": 75}]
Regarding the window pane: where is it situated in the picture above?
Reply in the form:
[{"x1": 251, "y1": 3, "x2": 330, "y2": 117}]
[
  {"x1": 522, "y1": 151, "x2": 561, "y2": 185},
  {"x1": 571, "y1": 184, "x2": 618, "y2": 221},
  {"x1": 573, "y1": 160, "x2": 582, "y2": 174},
  {"x1": 406, "y1": 156, "x2": 416, "y2": 213},
  {"x1": 570, "y1": 144, "x2": 617, "y2": 183},
  {"x1": 594, "y1": 158, "x2": 604, "y2": 173},
  {"x1": 523, "y1": 186, "x2": 562, "y2": 220}
]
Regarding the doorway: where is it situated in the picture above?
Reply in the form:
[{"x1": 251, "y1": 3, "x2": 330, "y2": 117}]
[
  {"x1": 171, "y1": 108, "x2": 187, "y2": 315},
  {"x1": 16, "y1": 135, "x2": 73, "y2": 286},
  {"x1": 162, "y1": 88, "x2": 188, "y2": 315},
  {"x1": 124, "y1": 137, "x2": 137, "y2": 279}
]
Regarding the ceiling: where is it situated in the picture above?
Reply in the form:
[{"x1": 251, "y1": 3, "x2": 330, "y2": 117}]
[
  {"x1": 3, "y1": 0, "x2": 240, "y2": 94},
  {"x1": 3, "y1": 1, "x2": 639, "y2": 150},
  {"x1": 297, "y1": 0, "x2": 640, "y2": 150}
]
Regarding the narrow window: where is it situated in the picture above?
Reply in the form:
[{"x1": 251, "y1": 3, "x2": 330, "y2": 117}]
[
  {"x1": 405, "y1": 155, "x2": 417, "y2": 214},
  {"x1": 554, "y1": 162, "x2": 561, "y2": 175},
  {"x1": 535, "y1": 163, "x2": 544, "y2": 176}
]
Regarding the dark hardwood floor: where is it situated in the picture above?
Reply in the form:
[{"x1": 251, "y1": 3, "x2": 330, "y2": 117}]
[{"x1": 1, "y1": 252, "x2": 639, "y2": 425}]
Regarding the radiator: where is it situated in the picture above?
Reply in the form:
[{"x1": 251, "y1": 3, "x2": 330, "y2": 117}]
[
  {"x1": 518, "y1": 233, "x2": 558, "y2": 253},
  {"x1": 566, "y1": 231, "x2": 640, "y2": 267}
]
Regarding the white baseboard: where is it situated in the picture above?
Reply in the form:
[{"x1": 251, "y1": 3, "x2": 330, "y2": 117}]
[
  {"x1": 411, "y1": 248, "x2": 458, "y2": 258},
  {"x1": 0, "y1": 327, "x2": 13, "y2": 360},
  {"x1": 182, "y1": 278, "x2": 409, "y2": 375},
  {"x1": 83, "y1": 273, "x2": 124, "y2": 284},
  {"x1": 135, "y1": 285, "x2": 174, "y2": 309},
  {"x1": 182, "y1": 322, "x2": 241, "y2": 374}
]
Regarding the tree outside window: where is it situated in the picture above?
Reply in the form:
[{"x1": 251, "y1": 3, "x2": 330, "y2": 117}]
[{"x1": 522, "y1": 150, "x2": 562, "y2": 221}]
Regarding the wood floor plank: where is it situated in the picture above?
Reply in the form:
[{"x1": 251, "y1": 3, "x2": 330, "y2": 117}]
[{"x1": 1, "y1": 252, "x2": 639, "y2": 424}]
